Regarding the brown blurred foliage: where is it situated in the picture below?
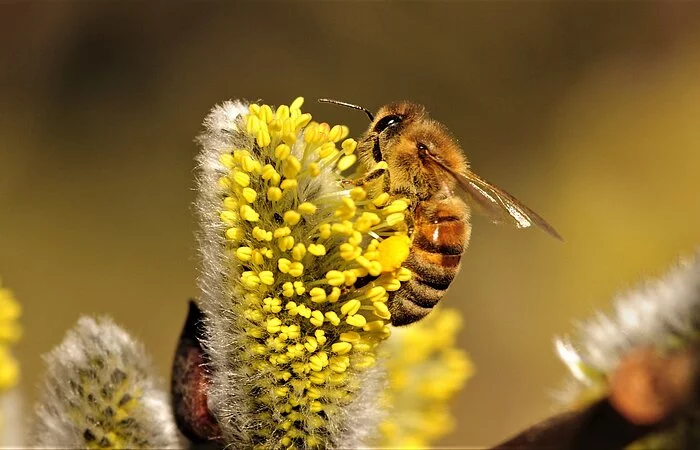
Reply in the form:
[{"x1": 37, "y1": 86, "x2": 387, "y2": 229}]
[{"x1": 2, "y1": 2, "x2": 700, "y2": 447}]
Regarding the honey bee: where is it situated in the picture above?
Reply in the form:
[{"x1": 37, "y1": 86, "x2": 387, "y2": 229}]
[{"x1": 320, "y1": 99, "x2": 561, "y2": 326}]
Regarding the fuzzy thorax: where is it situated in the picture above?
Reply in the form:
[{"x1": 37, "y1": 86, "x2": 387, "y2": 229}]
[
  {"x1": 32, "y1": 316, "x2": 180, "y2": 449},
  {"x1": 195, "y1": 98, "x2": 413, "y2": 448}
]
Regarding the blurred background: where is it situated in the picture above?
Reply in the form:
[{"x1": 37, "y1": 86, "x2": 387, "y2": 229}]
[{"x1": 2, "y1": 2, "x2": 700, "y2": 447}]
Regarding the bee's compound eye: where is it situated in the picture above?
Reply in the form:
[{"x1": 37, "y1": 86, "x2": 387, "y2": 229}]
[{"x1": 373, "y1": 114, "x2": 403, "y2": 133}]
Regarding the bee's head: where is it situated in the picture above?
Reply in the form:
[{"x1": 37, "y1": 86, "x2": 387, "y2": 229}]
[
  {"x1": 354, "y1": 101, "x2": 425, "y2": 167},
  {"x1": 368, "y1": 102, "x2": 426, "y2": 138},
  {"x1": 318, "y1": 99, "x2": 467, "y2": 194}
]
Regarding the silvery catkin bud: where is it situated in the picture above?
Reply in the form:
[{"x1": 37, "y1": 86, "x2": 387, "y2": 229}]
[{"x1": 32, "y1": 316, "x2": 181, "y2": 449}]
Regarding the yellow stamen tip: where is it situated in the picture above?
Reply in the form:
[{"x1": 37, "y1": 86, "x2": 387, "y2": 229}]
[
  {"x1": 233, "y1": 171, "x2": 251, "y2": 187},
  {"x1": 225, "y1": 227, "x2": 243, "y2": 241},
  {"x1": 273, "y1": 227, "x2": 292, "y2": 238},
  {"x1": 277, "y1": 235, "x2": 295, "y2": 252},
  {"x1": 282, "y1": 283, "x2": 295, "y2": 298},
  {"x1": 336, "y1": 154, "x2": 357, "y2": 172},
  {"x1": 282, "y1": 156, "x2": 302, "y2": 178},
  {"x1": 267, "y1": 186, "x2": 283, "y2": 201},
  {"x1": 340, "y1": 331, "x2": 361, "y2": 343},
  {"x1": 309, "y1": 287, "x2": 327, "y2": 303},
  {"x1": 318, "y1": 142, "x2": 337, "y2": 158},
  {"x1": 236, "y1": 247, "x2": 253, "y2": 262},
  {"x1": 261, "y1": 164, "x2": 278, "y2": 180},
  {"x1": 385, "y1": 199, "x2": 410, "y2": 214},
  {"x1": 291, "y1": 243, "x2": 307, "y2": 261},
  {"x1": 219, "y1": 153, "x2": 235, "y2": 168},
  {"x1": 350, "y1": 187, "x2": 367, "y2": 201},
  {"x1": 220, "y1": 210, "x2": 237, "y2": 225},
  {"x1": 307, "y1": 244, "x2": 326, "y2": 256},
  {"x1": 280, "y1": 179, "x2": 298, "y2": 191},
  {"x1": 331, "y1": 342, "x2": 352, "y2": 355},
  {"x1": 309, "y1": 162, "x2": 321, "y2": 177},
  {"x1": 284, "y1": 210, "x2": 301, "y2": 226},
  {"x1": 259, "y1": 271, "x2": 275, "y2": 286},
  {"x1": 340, "y1": 299, "x2": 361, "y2": 317},
  {"x1": 372, "y1": 192, "x2": 391, "y2": 207},
  {"x1": 319, "y1": 223, "x2": 332, "y2": 239},
  {"x1": 288, "y1": 262, "x2": 304, "y2": 278},
  {"x1": 298, "y1": 202, "x2": 317, "y2": 215},
  {"x1": 324, "y1": 311, "x2": 341, "y2": 326},
  {"x1": 241, "y1": 271, "x2": 261, "y2": 289},
  {"x1": 290, "y1": 96, "x2": 304, "y2": 111},
  {"x1": 310, "y1": 310, "x2": 324, "y2": 327},
  {"x1": 386, "y1": 212, "x2": 405, "y2": 226},
  {"x1": 242, "y1": 187, "x2": 257, "y2": 203},
  {"x1": 346, "y1": 314, "x2": 367, "y2": 328},
  {"x1": 373, "y1": 302, "x2": 391, "y2": 320},
  {"x1": 223, "y1": 196, "x2": 238, "y2": 210},
  {"x1": 341, "y1": 138, "x2": 357, "y2": 154},
  {"x1": 326, "y1": 270, "x2": 345, "y2": 287},
  {"x1": 240, "y1": 204, "x2": 260, "y2": 222},
  {"x1": 267, "y1": 318, "x2": 282, "y2": 334},
  {"x1": 277, "y1": 258, "x2": 292, "y2": 274}
]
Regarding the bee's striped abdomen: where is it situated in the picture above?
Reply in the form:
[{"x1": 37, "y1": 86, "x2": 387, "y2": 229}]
[{"x1": 388, "y1": 198, "x2": 471, "y2": 326}]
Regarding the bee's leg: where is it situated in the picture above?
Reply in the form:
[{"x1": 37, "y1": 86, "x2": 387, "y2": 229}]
[
  {"x1": 404, "y1": 204, "x2": 415, "y2": 235},
  {"x1": 345, "y1": 167, "x2": 387, "y2": 187}
]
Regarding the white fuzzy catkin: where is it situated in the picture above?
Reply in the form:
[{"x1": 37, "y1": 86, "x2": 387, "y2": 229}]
[
  {"x1": 31, "y1": 316, "x2": 181, "y2": 448},
  {"x1": 557, "y1": 252, "x2": 700, "y2": 381},
  {"x1": 194, "y1": 100, "x2": 258, "y2": 447},
  {"x1": 556, "y1": 251, "x2": 700, "y2": 447},
  {"x1": 194, "y1": 100, "x2": 389, "y2": 448}
]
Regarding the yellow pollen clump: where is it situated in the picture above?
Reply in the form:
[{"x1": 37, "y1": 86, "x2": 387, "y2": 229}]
[
  {"x1": 378, "y1": 236, "x2": 412, "y2": 272},
  {"x1": 212, "y1": 98, "x2": 414, "y2": 449}
]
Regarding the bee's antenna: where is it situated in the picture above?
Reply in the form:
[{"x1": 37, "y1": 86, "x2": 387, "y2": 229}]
[{"x1": 318, "y1": 98, "x2": 374, "y2": 121}]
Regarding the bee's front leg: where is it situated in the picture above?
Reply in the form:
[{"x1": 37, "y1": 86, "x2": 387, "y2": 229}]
[{"x1": 343, "y1": 162, "x2": 388, "y2": 188}]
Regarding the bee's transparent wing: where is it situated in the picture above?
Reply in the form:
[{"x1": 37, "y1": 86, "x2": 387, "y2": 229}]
[{"x1": 425, "y1": 152, "x2": 562, "y2": 240}]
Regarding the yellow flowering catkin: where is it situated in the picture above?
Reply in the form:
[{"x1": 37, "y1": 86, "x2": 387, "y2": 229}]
[
  {"x1": 0, "y1": 279, "x2": 21, "y2": 441},
  {"x1": 378, "y1": 308, "x2": 473, "y2": 448},
  {"x1": 196, "y1": 98, "x2": 413, "y2": 448},
  {"x1": 0, "y1": 280, "x2": 21, "y2": 393}
]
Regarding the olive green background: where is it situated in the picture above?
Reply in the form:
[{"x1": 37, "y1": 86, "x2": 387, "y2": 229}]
[{"x1": 3, "y1": 2, "x2": 700, "y2": 447}]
